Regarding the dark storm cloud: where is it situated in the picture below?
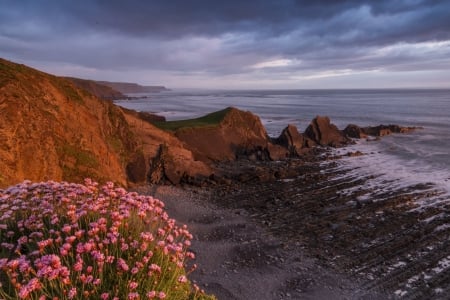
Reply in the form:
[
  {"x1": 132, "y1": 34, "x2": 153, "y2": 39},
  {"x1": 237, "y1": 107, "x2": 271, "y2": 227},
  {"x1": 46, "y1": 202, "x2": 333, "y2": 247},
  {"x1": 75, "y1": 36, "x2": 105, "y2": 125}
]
[{"x1": 0, "y1": 0, "x2": 449, "y2": 87}]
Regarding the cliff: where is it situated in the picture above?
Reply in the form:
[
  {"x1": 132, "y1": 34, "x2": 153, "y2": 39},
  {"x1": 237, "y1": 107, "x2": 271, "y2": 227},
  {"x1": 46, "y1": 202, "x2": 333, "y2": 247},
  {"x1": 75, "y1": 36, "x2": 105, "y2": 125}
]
[
  {"x1": 0, "y1": 58, "x2": 211, "y2": 187},
  {"x1": 96, "y1": 81, "x2": 169, "y2": 94},
  {"x1": 0, "y1": 58, "x2": 141, "y2": 187}
]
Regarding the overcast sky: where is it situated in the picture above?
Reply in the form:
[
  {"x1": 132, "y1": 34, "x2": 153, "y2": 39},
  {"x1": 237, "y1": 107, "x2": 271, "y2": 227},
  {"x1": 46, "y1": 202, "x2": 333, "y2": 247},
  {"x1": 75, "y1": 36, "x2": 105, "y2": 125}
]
[{"x1": 1, "y1": 0, "x2": 449, "y2": 89}]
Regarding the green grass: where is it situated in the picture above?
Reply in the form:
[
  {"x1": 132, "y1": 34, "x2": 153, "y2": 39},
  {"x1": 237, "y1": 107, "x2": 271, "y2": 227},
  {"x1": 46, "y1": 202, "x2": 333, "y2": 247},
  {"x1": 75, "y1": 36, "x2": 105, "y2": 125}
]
[{"x1": 154, "y1": 107, "x2": 232, "y2": 131}]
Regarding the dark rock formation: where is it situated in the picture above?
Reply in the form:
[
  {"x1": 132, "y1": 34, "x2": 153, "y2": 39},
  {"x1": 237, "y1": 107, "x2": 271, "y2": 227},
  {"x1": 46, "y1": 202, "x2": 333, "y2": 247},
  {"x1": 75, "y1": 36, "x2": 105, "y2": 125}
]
[
  {"x1": 343, "y1": 124, "x2": 368, "y2": 139},
  {"x1": 362, "y1": 125, "x2": 420, "y2": 137},
  {"x1": 274, "y1": 124, "x2": 316, "y2": 156},
  {"x1": 266, "y1": 143, "x2": 289, "y2": 161},
  {"x1": 344, "y1": 124, "x2": 421, "y2": 139},
  {"x1": 304, "y1": 116, "x2": 349, "y2": 147}
]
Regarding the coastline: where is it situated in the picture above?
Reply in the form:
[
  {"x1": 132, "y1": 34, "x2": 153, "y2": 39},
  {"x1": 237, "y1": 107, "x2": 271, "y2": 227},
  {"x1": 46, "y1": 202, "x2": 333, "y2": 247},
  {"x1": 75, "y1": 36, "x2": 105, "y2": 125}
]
[{"x1": 137, "y1": 152, "x2": 450, "y2": 299}]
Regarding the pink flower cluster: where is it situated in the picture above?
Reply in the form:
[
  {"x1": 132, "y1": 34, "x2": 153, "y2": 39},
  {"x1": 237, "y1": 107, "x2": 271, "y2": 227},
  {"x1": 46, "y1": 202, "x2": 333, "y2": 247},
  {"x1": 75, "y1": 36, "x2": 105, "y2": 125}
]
[{"x1": 0, "y1": 179, "x2": 201, "y2": 299}]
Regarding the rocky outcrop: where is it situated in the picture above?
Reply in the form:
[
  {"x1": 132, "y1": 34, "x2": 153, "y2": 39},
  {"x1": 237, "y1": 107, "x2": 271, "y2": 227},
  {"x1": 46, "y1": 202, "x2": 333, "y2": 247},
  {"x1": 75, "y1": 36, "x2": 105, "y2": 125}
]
[
  {"x1": 121, "y1": 110, "x2": 211, "y2": 185},
  {"x1": 362, "y1": 125, "x2": 420, "y2": 137},
  {"x1": 343, "y1": 124, "x2": 368, "y2": 139},
  {"x1": 148, "y1": 144, "x2": 211, "y2": 185},
  {"x1": 344, "y1": 124, "x2": 421, "y2": 139},
  {"x1": 174, "y1": 107, "x2": 271, "y2": 161},
  {"x1": 304, "y1": 116, "x2": 349, "y2": 147}
]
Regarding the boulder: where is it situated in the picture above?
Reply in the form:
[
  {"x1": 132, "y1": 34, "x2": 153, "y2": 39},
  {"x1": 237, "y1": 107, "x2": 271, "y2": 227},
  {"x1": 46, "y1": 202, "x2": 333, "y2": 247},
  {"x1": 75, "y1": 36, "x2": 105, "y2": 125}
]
[
  {"x1": 344, "y1": 124, "x2": 368, "y2": 139},
  {"x1": 148, "y1": 144, "x2": 211, "y2": 185},
  {"x1": 275, "y1": 124, "x2": 306, "y2": 156},
  {"x1": 266, "y1": 143, "x2": 289, "y2": 161},
  {"x1": 304, "y1": 116, "x2": 349, "y2": 147}
]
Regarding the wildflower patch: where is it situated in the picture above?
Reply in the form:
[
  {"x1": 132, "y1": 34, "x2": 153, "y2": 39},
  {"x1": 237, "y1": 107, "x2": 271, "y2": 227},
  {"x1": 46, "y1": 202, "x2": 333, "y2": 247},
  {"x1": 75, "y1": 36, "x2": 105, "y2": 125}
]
[{"x1": 0, "y1": 179, "x2": 214, "y2": 299}]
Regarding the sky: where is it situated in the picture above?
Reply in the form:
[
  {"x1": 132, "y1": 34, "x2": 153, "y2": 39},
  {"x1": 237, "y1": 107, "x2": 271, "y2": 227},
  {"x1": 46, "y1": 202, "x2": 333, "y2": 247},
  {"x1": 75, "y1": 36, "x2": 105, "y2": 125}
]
[{"x1": 1, "y1": 0, "x2": 450, "y2": 89}]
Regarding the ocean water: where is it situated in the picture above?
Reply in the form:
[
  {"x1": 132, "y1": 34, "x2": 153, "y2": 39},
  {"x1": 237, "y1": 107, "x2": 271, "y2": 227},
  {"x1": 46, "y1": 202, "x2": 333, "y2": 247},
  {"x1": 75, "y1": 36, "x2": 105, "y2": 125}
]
[{"x1": 115, "y1": 89, "x2": 450, "y2": 207}]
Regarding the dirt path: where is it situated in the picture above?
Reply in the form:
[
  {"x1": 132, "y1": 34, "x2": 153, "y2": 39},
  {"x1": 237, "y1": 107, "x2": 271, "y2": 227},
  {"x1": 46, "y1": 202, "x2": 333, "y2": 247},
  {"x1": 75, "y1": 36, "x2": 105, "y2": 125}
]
[{"x1": 138, "y1": 185, "x2": 384, "y2": 300}]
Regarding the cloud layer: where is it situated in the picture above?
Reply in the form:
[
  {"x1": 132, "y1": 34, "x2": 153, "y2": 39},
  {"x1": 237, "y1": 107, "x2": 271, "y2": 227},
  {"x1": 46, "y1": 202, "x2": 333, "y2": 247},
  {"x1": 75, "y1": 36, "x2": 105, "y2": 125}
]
[{"x1": 1, "y1": 0, "x2": 449, "y2": 88}]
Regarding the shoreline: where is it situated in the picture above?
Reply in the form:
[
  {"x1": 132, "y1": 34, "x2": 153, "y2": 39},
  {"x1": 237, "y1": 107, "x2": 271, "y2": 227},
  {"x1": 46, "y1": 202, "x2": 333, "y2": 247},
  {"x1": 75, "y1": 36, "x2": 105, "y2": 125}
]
[{"x1": 137, "y1": 153, "x2": 450, "y2": 299}]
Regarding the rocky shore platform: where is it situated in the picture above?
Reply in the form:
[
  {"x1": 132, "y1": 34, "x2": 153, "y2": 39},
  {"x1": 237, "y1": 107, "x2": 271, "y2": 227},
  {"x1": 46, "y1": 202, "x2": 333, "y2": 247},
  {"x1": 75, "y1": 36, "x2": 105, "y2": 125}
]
[{"x1": 138, "y1": 150, "x2": 450, "y2": 300}]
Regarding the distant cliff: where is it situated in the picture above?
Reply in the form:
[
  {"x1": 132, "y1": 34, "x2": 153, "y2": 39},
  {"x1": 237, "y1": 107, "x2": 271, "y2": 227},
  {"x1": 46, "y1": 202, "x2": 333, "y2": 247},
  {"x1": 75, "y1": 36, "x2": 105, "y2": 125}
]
[
  {"x1": 65, "y1": 77, "x2": 126, "y2": 99},
  {"x1": 66, "y1": 78, "x2": 169, "y2": 99},
  {"x1": 96, "y1": 81, "x2": 169, "y2": 94}
]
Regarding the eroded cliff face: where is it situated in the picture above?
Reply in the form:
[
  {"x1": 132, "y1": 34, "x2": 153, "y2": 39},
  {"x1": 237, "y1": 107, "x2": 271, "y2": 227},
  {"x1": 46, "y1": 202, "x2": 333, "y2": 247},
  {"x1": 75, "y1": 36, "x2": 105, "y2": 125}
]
[{"x1": 0, "y1": 58, "x2": 138, "y2": 187}]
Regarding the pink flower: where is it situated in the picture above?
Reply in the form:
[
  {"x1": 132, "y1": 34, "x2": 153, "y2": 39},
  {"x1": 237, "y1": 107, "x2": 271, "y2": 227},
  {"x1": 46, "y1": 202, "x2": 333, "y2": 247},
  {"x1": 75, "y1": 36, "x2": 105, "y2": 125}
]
[
  {"x1": 178, "y1": 275, "x2": 187, "y2": 283},
  {"x1": 68, "y1": 287, "x2": 77, "y2": 299},
  {"x1": 18, "y1": 278, "x2": 41, "y2": 299},
  {"x1": 128, "y1": 292, "x2": 139, "y2": 300},
  {"x1": 129, "y1": 281, "x2": 138, "y2": 290},
  {"x1": 117, "y1": 258, "x2": 129, "y2": 272},
  {"x1": 101, "y1": 293, "x2": 109, "y2": 300},
  {"x1": 73, "y1": 259, "x2": 83, "y2": 272},
  {"x1": 146, "y1": 291, "x2": 156, "y2": 299},
  {"x1": 158, "y1": 292, "x2": 166, "y2": 299},
  {"x1": 62, "y1": 225, "x2": 72, "y2": 233}
]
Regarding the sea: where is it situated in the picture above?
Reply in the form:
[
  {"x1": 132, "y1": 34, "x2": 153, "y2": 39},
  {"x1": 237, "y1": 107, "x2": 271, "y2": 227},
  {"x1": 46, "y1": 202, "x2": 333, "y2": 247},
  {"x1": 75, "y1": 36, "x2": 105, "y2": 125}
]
[{"x1": 115, "y1": 89, "x2": 450, "y2": 208}]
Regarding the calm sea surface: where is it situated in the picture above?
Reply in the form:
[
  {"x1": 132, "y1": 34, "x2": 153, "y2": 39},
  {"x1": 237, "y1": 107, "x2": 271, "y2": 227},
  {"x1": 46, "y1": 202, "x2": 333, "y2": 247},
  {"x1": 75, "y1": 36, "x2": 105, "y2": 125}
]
[{"x1": 115, "y1": 89, "x2": 450, "y2": 204}]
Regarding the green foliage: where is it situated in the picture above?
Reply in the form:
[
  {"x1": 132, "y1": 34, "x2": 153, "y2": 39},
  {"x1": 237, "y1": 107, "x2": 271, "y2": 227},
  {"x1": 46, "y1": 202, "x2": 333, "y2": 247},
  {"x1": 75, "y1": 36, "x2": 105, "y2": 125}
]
[{"x1": 154, "y1": 107, "x2": 231, "y2": 131}]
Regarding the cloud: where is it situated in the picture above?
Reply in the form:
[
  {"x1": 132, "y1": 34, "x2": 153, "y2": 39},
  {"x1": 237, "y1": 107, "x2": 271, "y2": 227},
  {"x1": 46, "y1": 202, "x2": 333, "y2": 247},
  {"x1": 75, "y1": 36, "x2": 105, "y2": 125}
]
[
  {"x1": 251, "y1": 59, "x2": 296, "y2": 69},
  {"x1": 0, "y1": 0, "x2": 449, "y2": 88}
]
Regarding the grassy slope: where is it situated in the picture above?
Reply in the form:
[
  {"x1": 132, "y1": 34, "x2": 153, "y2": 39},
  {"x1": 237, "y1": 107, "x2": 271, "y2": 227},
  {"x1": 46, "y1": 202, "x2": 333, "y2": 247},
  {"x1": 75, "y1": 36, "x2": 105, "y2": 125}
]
[{"x1": 154, "y1": 107, "x2": 232, "y2": 131}]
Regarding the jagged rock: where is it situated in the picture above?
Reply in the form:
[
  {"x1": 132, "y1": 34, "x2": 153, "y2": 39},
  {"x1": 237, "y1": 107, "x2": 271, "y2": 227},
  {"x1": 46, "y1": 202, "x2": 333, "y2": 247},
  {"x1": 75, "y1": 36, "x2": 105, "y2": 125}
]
[
  {"x1": 343, "y1": 124, "x2": 368, "y2": 139},
  {"x1": 147, "y1": 143, "x2": 212, "y2": 185},
  {"x1": 304, "y1": 116, "x2": 349, "y2": 147},
  {"x1": 274, "y1": 124, "x2": 306, "y2": 156}
]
